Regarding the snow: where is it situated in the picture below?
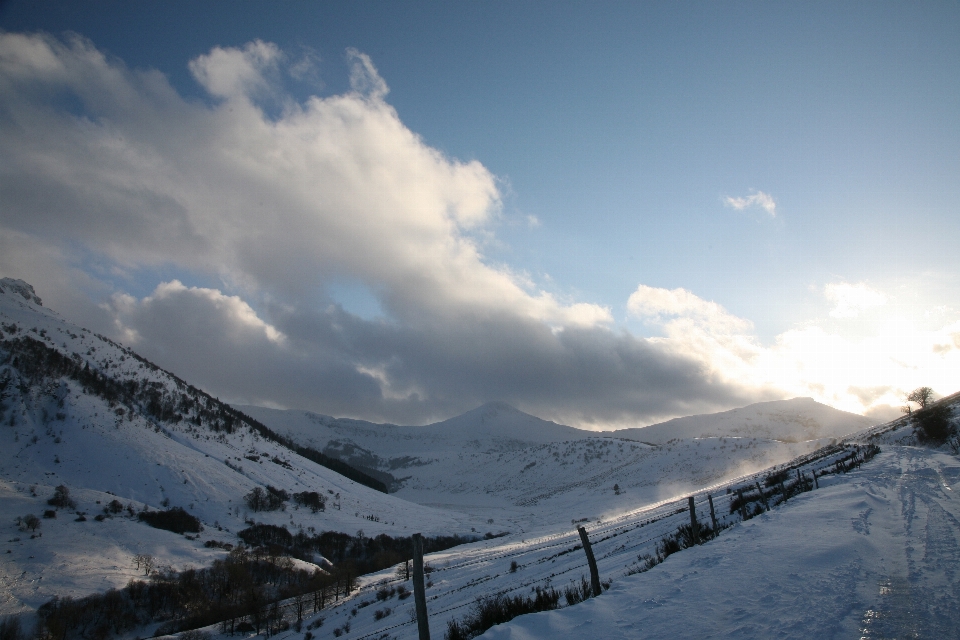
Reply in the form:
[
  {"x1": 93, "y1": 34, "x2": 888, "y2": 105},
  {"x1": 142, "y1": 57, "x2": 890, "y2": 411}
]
[
  {"x1": 241, "y1": 404, "x2": 854, "y2": 530},
  {"x1": 478, "y1": 447, "x2": 960, "y2": 639},
  {"x1": 611, "y1": 396, "x2": 877, "y2": 444}
]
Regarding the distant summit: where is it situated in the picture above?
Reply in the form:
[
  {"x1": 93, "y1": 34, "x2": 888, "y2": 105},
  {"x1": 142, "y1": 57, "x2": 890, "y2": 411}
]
[
  {"x1": 611, "y1": 397, "x2": 877, "y2": 444},
  {"x1": 418, "y1": 401, "x2": 584, "y2": 444},
  {"x1": 0, "y1": 277, "x2": 43, "y2": 306}
]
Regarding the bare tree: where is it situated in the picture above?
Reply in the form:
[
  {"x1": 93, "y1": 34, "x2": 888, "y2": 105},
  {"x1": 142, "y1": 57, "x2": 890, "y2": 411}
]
[
  {"x1": 133, "y1": 553, "x2": 155, "y2": 576},
  {"x1": 907, "y1": 387, "x2": 935, "y2": 409},
  {"x1": 20, "y1": 514, "x2": 40, "y2": 532}
]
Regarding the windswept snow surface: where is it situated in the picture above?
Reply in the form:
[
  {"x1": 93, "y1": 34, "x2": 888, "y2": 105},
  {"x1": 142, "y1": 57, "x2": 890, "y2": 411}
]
[
  {"x1": 479, "y1": 447, "x2": 960, "y2": 639},
  {"x1": 612, "y1": 396, "x2": 877, "y2": 444},
  {"x1": 155, "y1": 443, "x2": 960, "y2": 640},
  {"x1": 240, "y1": 403, "x2": 861, "y2": 529}
]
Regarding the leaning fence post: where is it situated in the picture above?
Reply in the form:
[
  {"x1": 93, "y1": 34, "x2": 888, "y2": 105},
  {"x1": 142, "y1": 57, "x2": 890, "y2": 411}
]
[
  {"x1": 412, "y1": 533, "x2": 431, "y2": 640},
  {"x1": 577, "y1": 526, "x2": 602, "y2": 597},
  {"x1": 688, "y1": 496, "x2": 700, "y2": 544},
  {"x1": 812, "y1": 469, "x2": 819, "y2": 489},
  {"x1": 737, "y1": 488, "x2": 748, "y2": 520},
  {"x1": 707, "y1": 494, "x2": 718, "y2": 534},
  {"x1": 754, "y1": 482, "x2": 770, "y2": 510}
]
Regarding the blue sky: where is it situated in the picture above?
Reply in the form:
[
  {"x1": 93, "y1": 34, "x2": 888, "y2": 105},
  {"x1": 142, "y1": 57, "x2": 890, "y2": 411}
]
[{"x1": 1, "y1": 1, "x2": 958, "y2": 427}]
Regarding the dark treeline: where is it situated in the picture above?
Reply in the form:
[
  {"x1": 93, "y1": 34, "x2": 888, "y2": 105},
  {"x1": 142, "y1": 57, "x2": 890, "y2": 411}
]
[
  {"x1": 238, "y1": 524, "x2": 482, "y2": 576},
  {"x1": 34, "y1": 545, "x2": 340, "y2": 639},
  {"x1": 24, "y1": 529, "x2": 482, "y2": 639},
  {"x1": 0, "y1": 334, "x2": 387, "y2": 492},
  {"x1": 138, "y1": 507, "x2": 202, "y2": 535}
]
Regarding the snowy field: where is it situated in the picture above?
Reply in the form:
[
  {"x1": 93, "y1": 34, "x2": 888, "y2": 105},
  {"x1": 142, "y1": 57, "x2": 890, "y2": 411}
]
[
  {"x1": 479, "y1": 446, "x2": 960, "y2": 639},
  {"x1": 242, "y1": 402, "x2": 862, "y2": 530},
  {"x1": 190, "y1": 444, "x2": 956, "y2": 640}
]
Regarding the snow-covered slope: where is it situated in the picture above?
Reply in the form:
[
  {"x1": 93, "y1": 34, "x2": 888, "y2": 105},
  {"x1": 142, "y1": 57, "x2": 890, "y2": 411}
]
[
  {"x1": 156, "y1": 430, "x2": 957, "y2": 640},
  {"x1": 0, "y1": 279, "x2": 486, "y2": 616},
  {"x1": 241, "y1": 402, "x2": 844, "y2": 529},
  {"x1": 610, "y1": 397, "x2": 877, "y2": 444},
  {"x1": 478, "y1": 446, "x2": 960, "y2": 640}
]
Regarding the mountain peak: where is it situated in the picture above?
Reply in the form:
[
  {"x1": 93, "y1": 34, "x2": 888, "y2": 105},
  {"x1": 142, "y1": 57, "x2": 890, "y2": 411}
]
[{"x1": 0, "y1": 277, "x2": 42, "y2": 306}]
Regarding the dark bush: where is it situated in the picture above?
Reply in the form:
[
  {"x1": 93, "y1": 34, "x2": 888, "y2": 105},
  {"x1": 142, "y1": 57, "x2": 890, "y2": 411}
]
[
  {"x1": 20, "y1": 514, "x2": 40, "y2": 532},
  {"x1": 238, "y1": 523, "x2": 293, "y2": 548},
  {"x1": 0, "y1": 615, "x2": 24, "y2": 640},
  {"x1": 293, "y1": 491, "x2": 326, "y2": 513},
  {"x1": 203, "y1": 539, "x2": 233, "y2": 550},
  {"x1": 445, "y1": 587, "x2": 562, "y2": 640},
  {"x1": 244, "y1": 486, "x2": 288, "y2": 512},
  {"x1": 138, "y1": 507, "x2": 201, "y2": 534},
  {"x1": 47, "y1": 484, "x2": 76, "y2": 509},
  {"x1": 915, "y1": 404, "x2": 954, "y2": 445},
  {"x1": 106, "y1": 499, "x2": 124, "y2": 514},
  {"x1": 43, "y1": 510, "x2": 56, "y2": 519}
]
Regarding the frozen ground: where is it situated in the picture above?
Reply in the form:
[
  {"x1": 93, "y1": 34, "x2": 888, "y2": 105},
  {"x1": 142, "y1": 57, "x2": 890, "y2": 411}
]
[
  {"x1": 165, "y1": 444, "x2": 955, "y2": 640},
  {"x1": 479, "y1": 446, "x2": 960, "y2": 640}
]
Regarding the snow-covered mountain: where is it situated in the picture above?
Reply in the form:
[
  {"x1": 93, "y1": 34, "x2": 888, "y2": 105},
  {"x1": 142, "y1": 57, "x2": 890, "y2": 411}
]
[
  {"x1": 0, "y1": 279, "x2": 487, "y2": 617},
  {"x1": 240, "y1": 396, "x2": 874, "y2": 530},
  {"x1": 610, "y1": 397, "x2": 877, "y2": 444}
]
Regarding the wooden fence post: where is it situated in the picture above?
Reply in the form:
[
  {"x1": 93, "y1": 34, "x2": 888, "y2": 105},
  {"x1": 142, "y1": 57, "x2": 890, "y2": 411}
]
[
  {"x1": 737, "y1": 488, "x2": 748, "y2": 520},
  {"x1": 688, "y1": 496, "x2": 700, "y2": 544},
  {"x1": 707, "y1": 494, "x2": 718, "y2": 534},
  {"x1": 754, "y1": 482, "x2": 770, "y2": 510},
  {"x1": 412, "y1": 533, "x2": 431, "y2": 640},
  {"x1": 812, "y1": 470, "x2": 819, "y2": 489},
  {"x1": 577, "y1": 526, "x2": 602, "y2": 597}
]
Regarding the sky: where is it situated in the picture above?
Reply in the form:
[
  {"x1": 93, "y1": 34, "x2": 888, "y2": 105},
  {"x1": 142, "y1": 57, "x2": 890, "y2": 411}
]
[{"x1": 1, "y1": 1, "x2": 959, "y2": 428}]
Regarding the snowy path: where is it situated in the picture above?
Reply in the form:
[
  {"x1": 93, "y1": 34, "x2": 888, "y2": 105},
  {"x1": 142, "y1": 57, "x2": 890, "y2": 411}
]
[{"x1": 479, "y1": 447, "x2": 960, "y2": 639}]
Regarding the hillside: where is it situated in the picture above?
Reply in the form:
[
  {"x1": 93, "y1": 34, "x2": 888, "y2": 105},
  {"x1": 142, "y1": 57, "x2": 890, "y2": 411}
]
[
  {"x1": 0, "y1": 279, "x2": 487, "y2": 617},
  {"x1": 240, "y1": 398, "x2": 872, "y2": 529},
  {"x1": 479, "y1": 446, "x2": 960, "y2": 640},
  {"x1": 152, "y1": 401, "x2": 958, "y2": 640},
  {"x1": 608, "y1": 397, "x2": 877, "y2": 444},
  {"x1": 126, "y1": 407, "x2": 956, "y2": 640}
]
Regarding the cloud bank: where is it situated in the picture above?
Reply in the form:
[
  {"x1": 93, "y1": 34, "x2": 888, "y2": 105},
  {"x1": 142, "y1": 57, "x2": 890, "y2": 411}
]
[
  {"x1": 0, "y1": 32, "x2": 748, "y2": 427},
  {"x1": 1, "y1": 32, "x2": 956, "y2": 427}
]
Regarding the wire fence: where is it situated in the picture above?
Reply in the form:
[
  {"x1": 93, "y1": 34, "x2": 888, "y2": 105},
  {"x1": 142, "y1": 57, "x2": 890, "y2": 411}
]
[{"x1": 190, "y1": 442, "x2": 876, "y2": 640}]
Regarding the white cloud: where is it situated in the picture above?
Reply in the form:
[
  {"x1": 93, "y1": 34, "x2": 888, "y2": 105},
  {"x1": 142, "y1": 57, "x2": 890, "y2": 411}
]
[
  {"x1": 627, "y1": 283, "x2": 960, "y2": 418},
  {"x1": 188, "y1": 40, "x2": 283, "y2": 99},
  {"x1": 824, "y1": 282, "x2": 887, "y2": 318},
  {"x1": 0, "y1": 32, "x2": 609, "y2": 332},
  {"x1": 724, "y1": 190, "x2": 777, "y2": 216}
]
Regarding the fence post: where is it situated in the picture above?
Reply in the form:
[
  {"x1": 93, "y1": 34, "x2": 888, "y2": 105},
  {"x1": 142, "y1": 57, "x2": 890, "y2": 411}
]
[
  {"x1": 707, "y1": 494, "x2": 718, "y2": 534},
  {"x1": 812, "y1": 470, "x2": 819, "y2": 489},
  {"x1": 412, "y1": 533, "x2": 431, "y2": 640},
  {"x1": 687, "y1": 496, "x2": 700, "y2": 544},
  {"x1": 577, "y1": 526, "x2": 602, "y2": 597},
  {"x1": 754, "y1": 482, "x2": 770, "y2": 510},
  {"x1": 736, "y1": 488, "x2": 748, "y2": 520}
]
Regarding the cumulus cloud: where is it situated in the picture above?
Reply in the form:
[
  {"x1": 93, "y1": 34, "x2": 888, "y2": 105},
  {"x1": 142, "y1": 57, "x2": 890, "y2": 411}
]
[
  {"x1": 724, "y1": 190, "x2": 777, "y2": 216},
  {"x1": 0, "y1": 32, "x2": 742, "y2": 427},
  {"x1": 824, "y1": 282, "x2": 887, "y2": 318},
  {"x1": 188, "y1": 40, "x2": 284, "y2": 99}
]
